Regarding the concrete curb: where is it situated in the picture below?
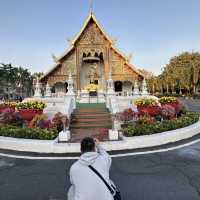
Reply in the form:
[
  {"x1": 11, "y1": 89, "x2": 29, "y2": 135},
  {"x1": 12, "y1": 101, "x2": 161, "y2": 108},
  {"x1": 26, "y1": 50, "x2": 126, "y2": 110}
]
[{"x1": 0, "y1": 120, "x2": 200, "y2": 153}]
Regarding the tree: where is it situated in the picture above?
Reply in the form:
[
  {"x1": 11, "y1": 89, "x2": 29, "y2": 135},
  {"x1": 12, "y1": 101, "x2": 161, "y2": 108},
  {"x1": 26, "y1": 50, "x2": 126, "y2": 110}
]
[
  {"x1": 158, "y1": 52, "x2": 200, "y2": 95},
  {"x1": 0, "y1": 63, "x2": 38, "y2": 99}
]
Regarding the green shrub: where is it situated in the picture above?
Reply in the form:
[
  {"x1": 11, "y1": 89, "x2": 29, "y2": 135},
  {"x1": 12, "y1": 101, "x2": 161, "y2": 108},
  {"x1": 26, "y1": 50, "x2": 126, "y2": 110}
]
[
  {"x1": 122, "y1": 112, "x2": 199, "y2": 137},
  {"x1": 0, "y1": 125, "x2": 58, "y2": 140},
  {"x1": 156, "y1": 93, "x2": 183, "y2": 98}
]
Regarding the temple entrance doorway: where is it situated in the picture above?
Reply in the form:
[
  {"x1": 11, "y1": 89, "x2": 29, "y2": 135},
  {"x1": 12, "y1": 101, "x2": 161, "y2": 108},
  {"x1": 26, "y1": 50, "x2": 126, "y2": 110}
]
[
  {"x1": 114, "y1": 81, "x2": 122, "y2": 92},
  {"x1": 80, "y1": 52, "x2": 105, "y2": 91},
  {"x1": 51, "y1": 82, "x2": 68, "y2": 95}
]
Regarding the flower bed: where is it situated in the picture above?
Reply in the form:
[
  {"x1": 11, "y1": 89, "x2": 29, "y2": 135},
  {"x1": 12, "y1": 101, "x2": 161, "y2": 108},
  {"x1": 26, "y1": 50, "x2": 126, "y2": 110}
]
[
  {"x1": 18, "y1": 109, "x2": 43, "y2": 121},
  {"x1": 16, "y1": 100, "x2": 46, "y2": 121},
  {"x1": 134, "y1": 97, "x2": 159, "y2": 117},
  {"x1": 122, "y1": 112, "x2": 199, "y2": 137},
  {"x1": 116, "y1": 96, "x2": 199, "y2": 137},
  {"x1": 159, "y1": 97, "x2": 181, "y2": 111},
  {"x1": 0, "y1": 106, "x2": 69, "y2": 140},
  {"x1": 0, "y1": 125, "x2": 58, "y2": 140},
  {"x1": 134, "y1": 97, "x2": 158, "y2": 107},
  {"x1": 0, "y1": 102, "x2": 17, "y2": 113},
  {"x1": 137, "y1": 105, "x2": 159, "y2": 117},
  {"x1": 0, "y1": 106, "x2": 7, "y2": 113},
  {"x1": 159, "y1": 96, "x2": 178, "y2": 104},
  {"x1": 16, "y1": 100, "x2": 46, "y2": 110}
]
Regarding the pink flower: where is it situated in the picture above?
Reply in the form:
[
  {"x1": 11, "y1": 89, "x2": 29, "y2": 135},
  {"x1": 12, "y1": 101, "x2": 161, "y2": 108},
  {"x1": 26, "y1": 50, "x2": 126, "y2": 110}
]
[{"x1": 160, "y1": 104, "x2": 176, "y2": 119}]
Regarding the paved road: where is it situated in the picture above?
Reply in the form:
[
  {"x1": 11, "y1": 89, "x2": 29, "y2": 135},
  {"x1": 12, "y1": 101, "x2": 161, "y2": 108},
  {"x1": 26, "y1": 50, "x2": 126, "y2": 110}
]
[
  {"x1": 0, "y1": 142, "x2": 200, "y2": 200},
  {"x1": 0, "y1": 98, "x2": 200, "y2": 200},
  {"x1": 181, "y1": 98, "x2": 200, "y2": 112}
]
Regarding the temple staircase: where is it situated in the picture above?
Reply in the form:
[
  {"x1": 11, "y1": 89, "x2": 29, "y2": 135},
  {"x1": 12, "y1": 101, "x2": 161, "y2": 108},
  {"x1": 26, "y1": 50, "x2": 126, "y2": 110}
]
[{"x1": 69, "y1": 103, "x2": 112, "y2": 142}]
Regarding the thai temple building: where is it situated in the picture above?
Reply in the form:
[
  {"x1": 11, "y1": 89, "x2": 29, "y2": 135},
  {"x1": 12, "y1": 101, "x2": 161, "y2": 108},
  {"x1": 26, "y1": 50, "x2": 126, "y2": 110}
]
[
  {"x1": 40, "y1": 12, "x2": 144, "y2": 98},
  {"x1": 34, "y1": 11, "x2": 150, "y2": 141}
]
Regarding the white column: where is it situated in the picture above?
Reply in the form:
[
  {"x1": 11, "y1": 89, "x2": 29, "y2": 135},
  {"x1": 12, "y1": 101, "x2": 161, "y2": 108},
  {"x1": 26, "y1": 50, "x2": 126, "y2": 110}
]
[
  {"x1": 66, "y1": 72, "x2": 76, "y2": 109},
  {"x1": 141, "y1": 78, "x2": 149, "y2": 96},
  {"x1": 106, "y1": 72, "x2": 118, "y2": 111},
  {"x1": 45, "y1": 83, "x2": 52, "y2": 97},
  {"x1": 34, "y1": 78, "x2": 42, "y2": 98},
  {"x1": 107, "y1": 72, "x2": 115, "y2": 95},
  {"x1": 66, "y1": 72, "x2": 75, "y2": 96},
  {"x1": 133, "y1": 79, "x2": 140, "y2": 96}
]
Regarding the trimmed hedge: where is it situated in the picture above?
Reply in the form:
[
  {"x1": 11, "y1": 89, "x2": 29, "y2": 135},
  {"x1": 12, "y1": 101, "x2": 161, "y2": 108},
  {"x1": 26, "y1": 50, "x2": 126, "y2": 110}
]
[
  {"x1": 122, "y1": 112, "x2": 200, "y2": 137},
  {"x1": 0, "y1": 125, "x2": 58, "y2": 140}
]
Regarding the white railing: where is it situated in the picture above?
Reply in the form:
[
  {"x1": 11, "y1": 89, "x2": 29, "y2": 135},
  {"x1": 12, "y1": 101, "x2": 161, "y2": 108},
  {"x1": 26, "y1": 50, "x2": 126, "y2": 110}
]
[
  {"x1": 64, "y1": 96, "x2": 76, "y2": 118},
  {"x1": 115, "y1": 91, "x2": 139, "y2": 97},
  {"x1": 106, "y1": 94, "x2": 120, "y2": 114},
  {"x1": 42, "y1": 96, "x2": 76, "y2": 119},
  {"x1": 109, "y1": 97, "x2": 120, "y2": 113},
  {"x1": 51, "y1": 92, "x2": 67, "y2": 98}
]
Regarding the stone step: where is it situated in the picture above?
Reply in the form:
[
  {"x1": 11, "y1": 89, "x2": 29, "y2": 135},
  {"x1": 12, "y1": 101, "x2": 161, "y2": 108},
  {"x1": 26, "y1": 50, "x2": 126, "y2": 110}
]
[
  {"x1": 71, "y1": 128, "x2": 109, "y2": 134},
  {"x1": 74, "y1": 110, "x2": 109, "y2": 114},
  {"x1": 74, "y1": 112, "x2": 109, "y2": 115},
  {"x1": 74, "y1": 118, "x2": 112, "y2": 123},
  {"x1": 75, "y1": 107, "x2": 108, "y2": 111},
  {"x1": 70, "y1": 133, "x2": 108, "y2": 142},
  {"x1": 76, "y1": 108, "x2": 108, "y2": 111},
  {"x1": 76, "y1": 103, "x2": 106, "y2": 108},
  {"x1": 70, "y1": 103, "x2": 111, "y2": 142},
  {"x1": 72, "y1": 116, "x2": 111, "y2": 121},
  {"x1": 70, "y1": 123, "x2": 112, "y2": 129},
  {"x1": 71, "y1": 121, "x2": 112, "y2": 126},
  {"x1": 70, "y1": 128, "x2": 109, "y2": 142},
  {"x1": 73, "y1": 113, "x2": 111, "y2": 118}
]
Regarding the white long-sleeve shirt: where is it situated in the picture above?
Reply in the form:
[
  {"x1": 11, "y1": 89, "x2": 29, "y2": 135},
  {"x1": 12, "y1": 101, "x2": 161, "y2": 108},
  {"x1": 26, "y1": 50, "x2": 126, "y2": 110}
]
[{"x1": 68, "y1": 145, "x2": 113, "y2": 200}]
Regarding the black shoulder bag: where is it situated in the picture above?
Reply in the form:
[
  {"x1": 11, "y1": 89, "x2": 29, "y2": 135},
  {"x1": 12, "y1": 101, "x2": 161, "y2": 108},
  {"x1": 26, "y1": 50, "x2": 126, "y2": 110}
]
[{"x1": 89, "y1": 165, "x2": 121, "y2": 200}]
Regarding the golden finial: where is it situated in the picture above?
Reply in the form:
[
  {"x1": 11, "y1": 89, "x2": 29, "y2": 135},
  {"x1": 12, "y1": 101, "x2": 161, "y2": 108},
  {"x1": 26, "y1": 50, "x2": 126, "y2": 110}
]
[{"x1": 89, "y1": 0, "x2": 93, "y2": 14}]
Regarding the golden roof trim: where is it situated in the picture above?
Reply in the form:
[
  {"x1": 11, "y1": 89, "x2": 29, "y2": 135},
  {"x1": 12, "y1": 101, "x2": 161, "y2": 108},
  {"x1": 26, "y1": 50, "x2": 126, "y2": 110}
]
[
  {"x1": 110, "y1": 45, "x2": 143, "y2": 77},
  {"x1": 125, "y1": 62, "x2": 144, "y2": 77},
  {"x1": 40, "y1": 46, "x2": 74, "y2": 81}
]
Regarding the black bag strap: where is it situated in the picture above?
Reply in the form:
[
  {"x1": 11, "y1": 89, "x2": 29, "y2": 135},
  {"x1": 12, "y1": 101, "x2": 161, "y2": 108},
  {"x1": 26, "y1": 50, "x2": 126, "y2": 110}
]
[{"x1": 88, "y1": 165, "x2": 115, "y2": 195}]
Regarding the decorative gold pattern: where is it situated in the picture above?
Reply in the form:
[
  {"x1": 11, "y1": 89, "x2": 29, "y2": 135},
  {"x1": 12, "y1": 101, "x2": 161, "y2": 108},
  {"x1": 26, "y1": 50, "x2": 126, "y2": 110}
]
[{"x1": 78, "y1": 22, "x2": 106, "y2": 45}]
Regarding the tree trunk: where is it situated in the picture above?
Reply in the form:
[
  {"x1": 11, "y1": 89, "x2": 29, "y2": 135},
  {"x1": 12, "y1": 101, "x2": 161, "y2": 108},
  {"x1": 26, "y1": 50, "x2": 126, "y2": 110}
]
[
  {"x1": 160, "y1": 86, "x2": 163, "y2": 94},
  {"x1": 193, "y1": 84, "x2": 196, "y2": 94},
  {"x1": 172, "y1": 84, "x2": 175, "y2": 94},
  {"x1": 152, "y1": 84, "x2": 155, "y2": 94},
  {"x1": 179, "y1": 86, "x2": 182, "y2": 95},
  {"x1": 166, "y1": 84, "x2": 169, "y2": 93}
]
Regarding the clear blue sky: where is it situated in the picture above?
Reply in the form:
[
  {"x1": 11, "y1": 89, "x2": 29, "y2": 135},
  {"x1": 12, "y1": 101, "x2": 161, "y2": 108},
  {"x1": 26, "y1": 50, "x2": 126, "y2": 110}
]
[{"x1": 0, "y1": 0, "x2": 200, "y2": 75}]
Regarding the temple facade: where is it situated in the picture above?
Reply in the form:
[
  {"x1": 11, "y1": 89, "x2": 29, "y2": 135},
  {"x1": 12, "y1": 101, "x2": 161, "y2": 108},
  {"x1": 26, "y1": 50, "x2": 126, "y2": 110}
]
[{"x1": 40, "y1": 13, "x2": 144, "y2": 96}]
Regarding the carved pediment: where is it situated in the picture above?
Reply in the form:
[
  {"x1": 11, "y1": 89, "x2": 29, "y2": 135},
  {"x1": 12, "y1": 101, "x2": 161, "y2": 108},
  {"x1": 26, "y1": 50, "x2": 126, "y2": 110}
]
[{"x1": 78, "y1": 21, "x2": 107, "y2": 45}]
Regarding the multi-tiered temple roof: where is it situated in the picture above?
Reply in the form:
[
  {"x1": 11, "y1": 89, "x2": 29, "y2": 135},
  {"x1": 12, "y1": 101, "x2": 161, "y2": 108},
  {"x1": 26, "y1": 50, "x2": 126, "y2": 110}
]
[{"x1": 40, "y1": 12, "x2": 144, "y2": 92}]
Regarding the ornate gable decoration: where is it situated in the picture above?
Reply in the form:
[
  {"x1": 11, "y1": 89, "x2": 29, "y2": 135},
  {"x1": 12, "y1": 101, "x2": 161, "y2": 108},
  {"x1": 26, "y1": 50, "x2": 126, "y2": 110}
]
[
  {"x1": 78, "y1": 22, "x2": 106, "y2": 45},
  {"x1": 72, "y1": 13, "x2": 113, "y2": 46}
]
